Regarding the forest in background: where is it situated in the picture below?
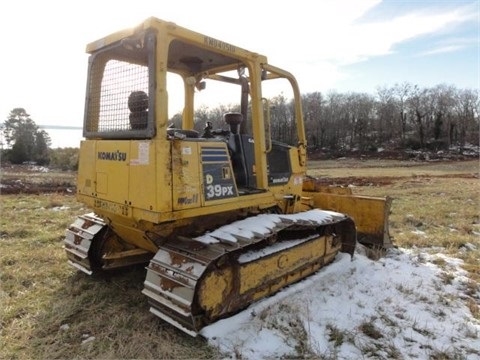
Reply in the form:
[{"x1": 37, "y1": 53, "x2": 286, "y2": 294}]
[
  {"x1": 2, "y1": 82, "x2": 478, "y2": 171},
  {"x1": 184, "y1": 83, "x2": 478, "y2": 155}
]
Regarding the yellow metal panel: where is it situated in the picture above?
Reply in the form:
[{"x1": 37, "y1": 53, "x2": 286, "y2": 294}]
[
  {"x1": 172, "y1": 141, "x2": 201, "y2": 210},
  {"x1": 305, "y1": 192, "x2": 392, "y2": 247},
  {"x1": 268, "y1": 147, "x2": 306, "y2": 213},
  {"x1": 239, "y1": 237, "x2": 328, "y2": 297},
  {"x1": 156, "y1": 139, "x2": 173, "y2": 213},
  {"x1": 76, "y1": 140, "x2": 96, "y2": 197},
  {"x1": 128, "y1": 141, "x2": 157, "y2": 211},
  {"x1": 96, "y1": 172, "x2": 108, "y2": 194},
  {"x1": 197, "y1": 235, "x2": 341, "y2": 319},
  {"x1": 198, "y1": 268, "x2": 233, "y2": 317},
  {"x1": 95, "y1": 141, "x2": 130, "y2": 205},
  {"x1": 106, "y1": 214, "x2": 158, "y2": 253}
]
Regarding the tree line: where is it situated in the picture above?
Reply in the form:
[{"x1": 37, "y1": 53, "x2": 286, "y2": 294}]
[
  {"x1": 1, "y1": 108, "x2": 78, "y2": 170},
  {"x1": 1, "y1": 108, "x2": 51, "y2": 165},
  {"x1": 298, "y1": 83, "x2": 478, "y2": 152},
  {"x1": 2, "y1": 83, "x2": 478, "y2": 169},
  {"x1": 189, "y1": 82, "x2": 478, "y2": 153},
  {"x1": 296, "y1": 83, "x2": 480, "y2": 151}
]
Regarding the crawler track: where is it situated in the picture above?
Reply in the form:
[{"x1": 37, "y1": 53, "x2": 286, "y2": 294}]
[
  {"x1": 63, "y1": 210, "x2": 356, "y2": 336},
  {"x1": 142, "y1": 209, "x2": 356, "y2": 335}
]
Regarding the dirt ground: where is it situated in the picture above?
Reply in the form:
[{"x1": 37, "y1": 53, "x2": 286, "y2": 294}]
[
  {"x1": 0, "y1": 165, "x2": 76, "y2": 194},
  {"x1": 1, "y1": 148, "x2": 478, "y2": 194}
]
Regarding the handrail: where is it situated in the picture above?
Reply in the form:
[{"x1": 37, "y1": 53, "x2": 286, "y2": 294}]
[{"x1": 262, "y1": 97, "x2": 272, "y2": 153}]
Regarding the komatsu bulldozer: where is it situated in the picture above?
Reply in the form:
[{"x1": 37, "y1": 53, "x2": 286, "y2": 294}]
[{"x1": 64, "y1": 17, "x2": 392, "y2": 336}]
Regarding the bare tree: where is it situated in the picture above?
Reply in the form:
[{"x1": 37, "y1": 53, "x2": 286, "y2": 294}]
[
  {"x1": 269, "y1": 94, "x2": 296, "y2": 145},
  {"x1": 428, "y1": 84, "x2": 456, "y2": 147},
  {"x1": 323, "y1": 91, "x2": 349, "y2": 150},
  {"x1": 454, "y1": 88, "x2": 479, "y2": 146},
  {"x1": 345, "y1": 92, "x2": 376, "y2": 151},
  {"x1": 302, "y1": 92, "x2": 325, "y2": 149},
  {"x1": 393, "y1": 82, "x2": 413, "y2": 144},
  {"x1": 171, "y1": 82, "x2": 478, "y2": 156},
  {"x1": 407, "y1": 85, "x2": 430, "y2": 148},
  {"x1": 375, "y1": 86, "x2": 397, "y2": 143}
]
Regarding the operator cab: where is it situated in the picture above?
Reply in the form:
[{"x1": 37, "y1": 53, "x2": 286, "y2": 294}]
[{"x1": 82, "y1": 20, "x2": 302, "y2": 192}]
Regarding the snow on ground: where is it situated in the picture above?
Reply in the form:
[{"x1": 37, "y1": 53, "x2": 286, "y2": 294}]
[{"x1": 201, "y1": 246, "x2": 480, "y2": 359}]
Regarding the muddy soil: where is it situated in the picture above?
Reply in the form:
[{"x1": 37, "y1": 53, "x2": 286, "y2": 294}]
[
  {"x1": 0, "y1": 165, "x2": 76, "y2": 195},
  {"x1": 1, "y1": 147, "x2": 478, "y2": 194}
]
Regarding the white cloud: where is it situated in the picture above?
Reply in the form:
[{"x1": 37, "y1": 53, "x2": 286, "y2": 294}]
[
  {"x1": 416, "y1": 36, "x2": 478, "y2": 57},
  {"x1": 308, "y1": 5, "x2": 469, "y2": 59},
  {"x1": 418, "y1": 44, "x2": 465, "y2": 57},
  {"x1": 0, "y1": 0, "x2": 476, "y2": 126},
  {"x1": 286, "y1": 2, "x2": 477, "y2": 92}
]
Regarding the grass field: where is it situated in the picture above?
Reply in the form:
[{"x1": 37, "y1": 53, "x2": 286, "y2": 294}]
[{"x1": 1, "y1": 159, "x2": 478, "y2": 359}]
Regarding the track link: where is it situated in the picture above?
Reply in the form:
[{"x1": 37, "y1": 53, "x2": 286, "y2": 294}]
[{"x1": 63, "y1": 213, "x2": 106, "y2": 275}]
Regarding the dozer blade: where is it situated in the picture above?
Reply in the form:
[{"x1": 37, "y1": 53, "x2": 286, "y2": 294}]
[
  {"x1": 142, "y1": 209, "x2": 356, "y2": 336},
  {"x1": 303, "y1": 178, "x2": 392, "y2": 248}
]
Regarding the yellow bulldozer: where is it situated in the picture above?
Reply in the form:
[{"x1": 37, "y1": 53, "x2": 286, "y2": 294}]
[{"x1": 64, "y1": 17, "x2": 392, "y2": 336}]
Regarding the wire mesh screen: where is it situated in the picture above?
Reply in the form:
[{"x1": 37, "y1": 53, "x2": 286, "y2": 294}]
[{"x1": 86, "y1": 59, "x2": 149, "y2": 134}]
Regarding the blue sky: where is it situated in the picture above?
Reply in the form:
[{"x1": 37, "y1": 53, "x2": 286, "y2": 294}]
[
  {"x1": 0, "y1": 0, "x2": 477, "y2": 138},
  {"x1": 334, "y1": 0, "x2": 479, "y2": 92}
]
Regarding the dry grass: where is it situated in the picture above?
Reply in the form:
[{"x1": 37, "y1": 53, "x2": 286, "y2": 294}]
[
  {"x1": 0, "y1": 194, "x2": 220, "y2": 359},
  {"x1": 356, "y1": 176, "x2": 479, "y2": 288},
  {"x1": 1, "y1": 159, "x2": 478, "y2": 358},
  {"x1": 308, "y1": 158, "x2": 477, "y2": 176}
]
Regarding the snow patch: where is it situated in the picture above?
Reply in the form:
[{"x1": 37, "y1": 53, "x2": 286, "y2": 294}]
[{"x1": 201, "y1": 248, "x2": 480, "y2": 359}]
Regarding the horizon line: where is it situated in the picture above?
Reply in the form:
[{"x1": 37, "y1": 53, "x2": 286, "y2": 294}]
[{"x1": 38, "y1": 125, "x2": 83, "y2": 130}]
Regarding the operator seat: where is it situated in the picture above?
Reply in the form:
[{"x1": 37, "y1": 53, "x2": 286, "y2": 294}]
[
  {"x1": 225, "y1": 112, "x2": 248, "y2": 187},
  {"x1": 128, "y1": 91, "x2": 148, "y2": 129}
]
